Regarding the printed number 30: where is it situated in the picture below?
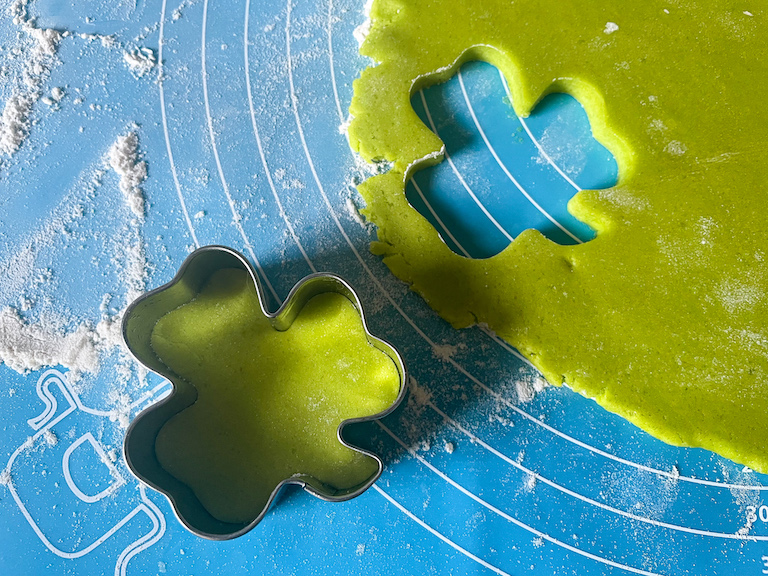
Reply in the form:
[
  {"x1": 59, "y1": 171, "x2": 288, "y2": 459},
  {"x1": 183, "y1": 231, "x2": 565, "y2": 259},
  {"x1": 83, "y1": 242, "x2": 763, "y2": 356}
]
[
  {"x1": 748, "y1": 506, "x2": 768, "y2": 524},
  {"x1": 762, "y1": 555, "x2": 768, "y2": 574}
]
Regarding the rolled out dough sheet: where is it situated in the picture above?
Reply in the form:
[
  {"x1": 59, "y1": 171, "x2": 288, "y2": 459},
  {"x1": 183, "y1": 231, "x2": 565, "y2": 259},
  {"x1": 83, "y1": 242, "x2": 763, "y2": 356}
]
[{"x1": 348, "y1": 1, "x2": 768, "y2": 471}]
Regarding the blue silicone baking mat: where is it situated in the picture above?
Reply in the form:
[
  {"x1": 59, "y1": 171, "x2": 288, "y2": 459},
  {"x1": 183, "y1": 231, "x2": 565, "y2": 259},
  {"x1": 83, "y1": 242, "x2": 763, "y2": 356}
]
[{"x1": 1, "y1": 1, "x2": 765, "y2": 574}]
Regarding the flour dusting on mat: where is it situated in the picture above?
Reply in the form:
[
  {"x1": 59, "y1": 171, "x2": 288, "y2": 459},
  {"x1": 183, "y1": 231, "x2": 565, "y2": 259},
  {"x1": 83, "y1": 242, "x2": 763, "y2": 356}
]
[
  {"x1": 0, "y1": 0, "x2": 63, "y2": 156},
  {"x1": 352, "y1": 0, "x2": 374, "y2": 47},
  {"x1": 108, "y1": 129, "x2": 148, "y2": 219},
  {"x1": 0, "y1": 306, "x2": 99, "y2": 375},
  {"x1": 0, "y1": 124, "x2": 151, "y2": 383},
  {"x1": 726, "y1": 465, "x2": 761, "y2": 537},
  {"x1": 123, "y1": 47, "x2": 157, "y2": 78}
]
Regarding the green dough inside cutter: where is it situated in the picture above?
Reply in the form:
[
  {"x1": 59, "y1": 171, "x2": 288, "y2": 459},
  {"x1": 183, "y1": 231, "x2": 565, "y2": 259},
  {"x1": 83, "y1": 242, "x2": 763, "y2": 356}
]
[{"x1": 152, "y1": 268, "x2": 401, "y2": 524}]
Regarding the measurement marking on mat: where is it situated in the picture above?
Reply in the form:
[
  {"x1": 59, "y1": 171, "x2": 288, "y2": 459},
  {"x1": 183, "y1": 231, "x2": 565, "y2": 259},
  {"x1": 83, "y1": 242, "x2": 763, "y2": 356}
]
[{"x1": 747, "y1": 506, "x2": 768, "y2": 525}]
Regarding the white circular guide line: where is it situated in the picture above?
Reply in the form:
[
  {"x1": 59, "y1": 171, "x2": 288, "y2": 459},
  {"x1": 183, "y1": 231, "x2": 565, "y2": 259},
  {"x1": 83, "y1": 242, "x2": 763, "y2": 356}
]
[
  {"x1": 418, "y1": 89, "x2": 515, "y2": 243},
  {"x1": 424, "y1": 398, "x2": 767, "y2": 541},
  {"x1": 497, "y1": 69, "x2": 583, "y2": 193},
  {"x1": 376, "y1": 422, "x2": 667, "y2": 576},
  {"x1": 162, "y1": 0, "x2": 484, "y2": 576},
  {"x1": 243, "y1": 0, "x2": 316, "y2": 274},
  {"x1": 285, "y1": 3, "x2": 742, "y2": 566},
  {"x1": 326, "y1": 0, "x2": 345, "y2": 127},
  {"x1": 317, "y1": 0, "x2": 768, "y2": 493},
  {"x1": 456, "y1": 69, "x2": 582, "y2": 244},
  {"x1": 324, "y1": 3, "x2": 471, "y2": 260},
  {"x1": 230, "y1": 12, "x2": 728, "y2": 537},
  {"x1": 373, "y1": 484, "x2": 512, "y2": 576},
  {"x1": 410, "y1": 177, "x2": 472, "y2": 257},
  {"x1": 158, "y1": 0, "x2": 200, "y2": 249},
  {"x1": 478, "y1": 326, "x2": 768, "y2": 490},
  {"x1": 282, "y1": 5, "x2": 526, "y2": 567},
  {"x1": 158, "y1": 4, "x2": 765, "y2": 575},
  {"x1": 201, "y1": 0, "x2": 281, "y2": 304}
]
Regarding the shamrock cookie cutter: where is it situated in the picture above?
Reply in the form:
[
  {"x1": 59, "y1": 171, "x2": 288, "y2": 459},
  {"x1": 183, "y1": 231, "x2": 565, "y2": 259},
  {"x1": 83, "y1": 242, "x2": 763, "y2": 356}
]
[{"x1": 122, "y1": 245, "x2": 406, "y2": 539}]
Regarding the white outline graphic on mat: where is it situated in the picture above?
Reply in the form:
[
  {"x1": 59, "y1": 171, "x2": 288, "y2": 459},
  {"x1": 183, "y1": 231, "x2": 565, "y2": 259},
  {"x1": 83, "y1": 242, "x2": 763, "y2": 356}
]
[{"x1": 2, "y1": 369, "x2": 169, "y2": 576}]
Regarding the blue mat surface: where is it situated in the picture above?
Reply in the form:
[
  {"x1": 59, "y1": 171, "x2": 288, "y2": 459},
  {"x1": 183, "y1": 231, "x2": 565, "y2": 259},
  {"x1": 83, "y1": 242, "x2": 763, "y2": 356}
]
[{"x1": 0, "y1": 1, "x2": 765, "y2": 574}]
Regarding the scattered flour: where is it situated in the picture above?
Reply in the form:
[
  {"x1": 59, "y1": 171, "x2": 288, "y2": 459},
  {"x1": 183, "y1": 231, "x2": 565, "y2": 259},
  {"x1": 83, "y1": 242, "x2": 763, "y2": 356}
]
[
  {"x1": 108, "y1": 129, "x2": 148, "y2": 219},
  {"x1": 122, "y1": 47, "x2": 156, "y2": 78},
  {"x1": 107, "y1": 388, "x2": 133, "y2": 428},
  {"x1": 533, "y1": 123, "x2": 587, "y2": 178},
  {"x1": 604, "y1": 466, "x2": 680, "y2": 526},
  {"x1": 344, "y1": 195, "x2": 372, "y2": 231},
  {"x1": 405, "y1": 376, "x2": 428, "y2": 407},
  {"x1": 432, "y1": 342, "x2": 466, "y2": 362},
  {"x1": 716, "y1": 276, "x2": 764, "y2": 315},
  {"x1": 120, "y1": 233, "x2": 149, "y2": 305},
  {"x1": 664, "y1": 140, "x2": 687, "y2": 156},
  {"x1": 338, "y1": 115, "x2": 352, "y2": 135},
  {"x1": 43, "y1": 429, "x2": 58, "y2": 446},
  {"x1": 172, "y1": 0, "x2": 199, "y2": 21},
  {"x1": 0, "y1": 0, "x2": 63, "y2": 156},
  {"x1": 352, "y1": 0, "x2": 374, "y2": 47},
  {"x1": 515, "y1": 374, "x2": 547, "y2": 404},
  {"x1": 351, "y1": 153, "x2": 392, "y2": 181},
  {"x1": 400, "y1": 376, "x2": 433, "y2": 447},
  {"x1": 0, "y1": 169, "x2": 103, "y2": 306},
  {"x1": 523, "y1": 471, "x2": 537, "y2": 492},
  {"x1": 597, "y1": 187, "x2": 650, "y2": 212},
  {"x1": 725, "y1": 465, "x2": 761, "y2": 537},
  {"x1": 77, "y1": 31, "x2": 117, "y2": 48},
  {"x1": 604, "y1": 22, "x2": 619, "y2": 34},
  {"x1": 0, "y1": 307, "x2": 99, "y2": 374},
  {"x1": 0, "y1": 127, "x2": 150, "y2": 386}
]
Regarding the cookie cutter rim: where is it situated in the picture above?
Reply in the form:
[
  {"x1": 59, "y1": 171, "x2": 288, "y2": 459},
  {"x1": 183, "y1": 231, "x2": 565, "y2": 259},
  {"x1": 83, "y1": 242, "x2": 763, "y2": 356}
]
[{"x1": 121, "y1": 245, "x2": 407, "y2": 540}]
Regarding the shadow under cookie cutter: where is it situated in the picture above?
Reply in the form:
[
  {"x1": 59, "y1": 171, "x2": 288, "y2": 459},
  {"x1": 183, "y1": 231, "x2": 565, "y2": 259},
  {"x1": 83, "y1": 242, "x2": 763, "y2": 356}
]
[{"x1": 121, "y1": 245, "x2": 407, "y2": 539}]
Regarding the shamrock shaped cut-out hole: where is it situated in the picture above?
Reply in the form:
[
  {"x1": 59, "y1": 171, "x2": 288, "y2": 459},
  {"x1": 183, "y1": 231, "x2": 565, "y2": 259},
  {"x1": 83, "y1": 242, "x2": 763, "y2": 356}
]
[
  {"x1": 123, "y1": 246, "x2": 405, "y2": 539},
  {"x1": 407, "y1": 60, "x2": 618, "y2": 259}
]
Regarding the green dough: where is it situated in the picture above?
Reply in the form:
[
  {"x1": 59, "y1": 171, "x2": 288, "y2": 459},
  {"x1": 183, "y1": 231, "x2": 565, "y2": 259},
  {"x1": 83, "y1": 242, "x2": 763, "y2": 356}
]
[
  {"x1": 152, "y1": 268, "x2": 401, "y2": 524},
  {"x1": 348, "y1": 2, "x2": 768, "y2": 471}
]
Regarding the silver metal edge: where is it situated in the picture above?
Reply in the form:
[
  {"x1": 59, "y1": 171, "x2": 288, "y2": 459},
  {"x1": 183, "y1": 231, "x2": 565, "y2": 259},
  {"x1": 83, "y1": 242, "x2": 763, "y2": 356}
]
[{"x1": 122, "y1": 245, "x2": 407, "y2": 540}]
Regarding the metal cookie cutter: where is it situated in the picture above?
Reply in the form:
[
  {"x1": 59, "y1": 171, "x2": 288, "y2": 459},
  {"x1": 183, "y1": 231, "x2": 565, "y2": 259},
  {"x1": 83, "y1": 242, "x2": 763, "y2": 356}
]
[{"x1": 122, "y1": 245, "x2": 407, "y2": 539}]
